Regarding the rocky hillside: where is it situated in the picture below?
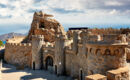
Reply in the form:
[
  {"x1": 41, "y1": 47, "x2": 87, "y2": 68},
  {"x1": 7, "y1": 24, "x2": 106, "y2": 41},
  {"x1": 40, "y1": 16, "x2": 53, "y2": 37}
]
[{"x1": 0, "y1": 32, "x2": 25, "y2": 41}]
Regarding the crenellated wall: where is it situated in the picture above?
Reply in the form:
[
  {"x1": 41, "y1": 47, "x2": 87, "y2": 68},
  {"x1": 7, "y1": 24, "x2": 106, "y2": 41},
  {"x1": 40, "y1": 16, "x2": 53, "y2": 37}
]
[{"x1": 5, "y1": 43, "x2": 32, "y2": 67}]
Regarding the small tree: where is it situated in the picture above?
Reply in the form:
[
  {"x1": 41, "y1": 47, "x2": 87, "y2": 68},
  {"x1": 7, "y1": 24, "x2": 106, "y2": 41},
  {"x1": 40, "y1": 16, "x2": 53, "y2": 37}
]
[{"x1": 0, "y1": 40, "x2": 4, "y2": 47}]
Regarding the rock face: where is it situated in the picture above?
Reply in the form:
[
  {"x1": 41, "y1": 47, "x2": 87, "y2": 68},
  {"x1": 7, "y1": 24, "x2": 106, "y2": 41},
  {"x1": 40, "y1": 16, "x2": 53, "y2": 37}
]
[{"x1": 23, "y1": 11, "x2": 66, "y2": 43}]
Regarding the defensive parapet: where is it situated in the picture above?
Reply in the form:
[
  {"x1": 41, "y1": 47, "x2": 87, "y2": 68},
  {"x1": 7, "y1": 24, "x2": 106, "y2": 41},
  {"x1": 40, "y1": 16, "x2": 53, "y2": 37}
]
[
  {"x1": 42, "y1": 42, "x2": 55, "y2": 52},
  {"x1": 32, "y1": 35, "x2": 44, "y2": 40},
  {"x1": 102, "y1": 34, "x2": 127, "y2": 43},
  {"x1": 6, "y1": 43, "x2": 31, "y2": 47},
  {"x1": 81, "y1": 34, "x2": 128, "y2": 45}
]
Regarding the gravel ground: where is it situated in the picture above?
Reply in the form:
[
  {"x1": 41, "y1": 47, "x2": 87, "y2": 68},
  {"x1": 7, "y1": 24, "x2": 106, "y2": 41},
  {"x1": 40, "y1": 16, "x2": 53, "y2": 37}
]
[{"x1": 1, "y1": 63, "x2": 72, "y2": 80}]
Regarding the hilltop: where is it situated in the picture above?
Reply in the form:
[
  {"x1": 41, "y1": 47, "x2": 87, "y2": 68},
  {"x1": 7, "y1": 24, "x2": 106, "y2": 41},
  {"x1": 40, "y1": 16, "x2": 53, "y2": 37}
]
[{"x1": 0, "y1": 32, "x2": 25, "y2": 41}]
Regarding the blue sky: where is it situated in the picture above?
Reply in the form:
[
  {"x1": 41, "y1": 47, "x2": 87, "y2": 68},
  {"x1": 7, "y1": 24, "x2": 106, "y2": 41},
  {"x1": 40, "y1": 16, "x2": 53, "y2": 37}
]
[{"x1": 0, "y1": 0, "x2": 130, "y2": 34}]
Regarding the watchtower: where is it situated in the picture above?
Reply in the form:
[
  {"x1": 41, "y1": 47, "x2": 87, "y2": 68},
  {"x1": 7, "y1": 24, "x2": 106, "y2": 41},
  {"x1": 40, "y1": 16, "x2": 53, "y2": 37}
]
[{"x1": 32, "y1": 35, "x2": 44, "y2": 70}]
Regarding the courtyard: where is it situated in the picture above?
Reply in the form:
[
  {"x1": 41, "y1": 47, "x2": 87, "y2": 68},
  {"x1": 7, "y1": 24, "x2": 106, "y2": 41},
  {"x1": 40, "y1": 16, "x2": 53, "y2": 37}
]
[{"x1": 1, "y1": 63, "x2": 72, "y2": 80}]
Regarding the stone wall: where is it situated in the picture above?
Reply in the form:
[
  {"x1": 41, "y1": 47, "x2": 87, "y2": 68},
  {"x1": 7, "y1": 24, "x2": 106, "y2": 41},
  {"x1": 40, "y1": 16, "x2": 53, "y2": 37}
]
[
  {"x1": 65, "y1": 44, "x2": 88, "y2": 79},
  {"x1": 65, "y1": 42, "x2": 127, "y2": 80},
  {"x1": 4, "y1": 43, "x2": 32, "y2": 67},
  {"x1": 86, "y1": 44, "x2": 126, "y2": 75}
]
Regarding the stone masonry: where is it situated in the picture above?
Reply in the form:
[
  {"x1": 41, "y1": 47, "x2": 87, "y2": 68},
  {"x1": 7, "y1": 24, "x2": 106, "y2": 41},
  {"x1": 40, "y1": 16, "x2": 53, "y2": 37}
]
[{"x1": 4, "y1": 11, "x2": 130, "y2": 80}]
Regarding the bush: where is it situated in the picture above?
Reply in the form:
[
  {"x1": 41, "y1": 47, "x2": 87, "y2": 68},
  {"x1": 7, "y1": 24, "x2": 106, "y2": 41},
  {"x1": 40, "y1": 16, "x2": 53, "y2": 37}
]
[{"x1": 0, "y1": 40, "x2": 4, "y2": 47}]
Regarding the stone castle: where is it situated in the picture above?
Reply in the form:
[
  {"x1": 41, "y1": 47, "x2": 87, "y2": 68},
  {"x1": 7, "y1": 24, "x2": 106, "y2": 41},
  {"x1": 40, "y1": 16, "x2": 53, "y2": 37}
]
[{"x1": 4, "y1": 11, "x2": 130, "y2": 80}]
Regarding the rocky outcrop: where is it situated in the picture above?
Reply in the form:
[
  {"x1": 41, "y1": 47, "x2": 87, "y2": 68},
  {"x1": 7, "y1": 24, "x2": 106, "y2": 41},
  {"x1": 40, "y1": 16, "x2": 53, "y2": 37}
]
[{"x1": 23, "y1": 11, "x2": 66, "y2": 43}]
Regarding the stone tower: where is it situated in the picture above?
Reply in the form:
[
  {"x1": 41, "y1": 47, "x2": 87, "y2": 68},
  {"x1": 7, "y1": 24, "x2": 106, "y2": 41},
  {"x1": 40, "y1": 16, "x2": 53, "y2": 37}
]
[
  {"x1": 32, "y1": 35, "x2": 44, "y2": 70},
  {"x1": 54, "y1": 35, "x2": 66, "y2": 75},
  {"x1": 72, "y1": 31, "x2": 78, "y2": 54}
]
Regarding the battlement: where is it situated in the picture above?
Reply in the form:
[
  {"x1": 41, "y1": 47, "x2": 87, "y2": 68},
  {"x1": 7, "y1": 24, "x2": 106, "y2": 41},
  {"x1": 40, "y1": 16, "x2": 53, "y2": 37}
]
[
  {"x1": 33, "y1": 11, "x2": 54, "y2": 21},
  {"x1": 32, "y1": 35, "x2": 44, "y2": 41},
  {"x1": 6, "y1": 42, "x2": 32, "y2": 47},
  {"x1": 32, "y1": 35, "x2": 44, "y2": 38},
  {"x1": 70, "y1": 30, "x2": 127, "y2": 45},
  {"x1": 84, "y1": 34, "x2": 128, "y2": 45},
  {"x1": 42, "y1": 42, "x2": 55, "y2": 52},
  {"x1": 43, "y1": 42, "x2": 54, "y2": 48}
]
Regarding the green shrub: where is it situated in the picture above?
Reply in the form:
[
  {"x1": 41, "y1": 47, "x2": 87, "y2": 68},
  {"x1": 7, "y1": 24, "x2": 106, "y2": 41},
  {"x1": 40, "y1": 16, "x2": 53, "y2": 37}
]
[{"x1": 0, "y1": 40, "x2": 4, "y2": 47}]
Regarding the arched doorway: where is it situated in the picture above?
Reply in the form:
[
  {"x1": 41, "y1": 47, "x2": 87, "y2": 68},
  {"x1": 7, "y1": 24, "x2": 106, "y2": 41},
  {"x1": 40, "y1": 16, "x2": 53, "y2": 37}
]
[
  {"x1": 33, "y1": 62, "x2": 35, "y2": 70},
  {"x1": 45, "y1": 56, "x2": 54, "y2": 72}
]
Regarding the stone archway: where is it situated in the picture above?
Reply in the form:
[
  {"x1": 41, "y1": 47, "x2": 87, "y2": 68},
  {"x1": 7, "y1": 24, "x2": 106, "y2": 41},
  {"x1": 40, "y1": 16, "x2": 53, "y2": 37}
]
[{"x1": 45, "y1": 56, "x2": 54, "y2": 72}]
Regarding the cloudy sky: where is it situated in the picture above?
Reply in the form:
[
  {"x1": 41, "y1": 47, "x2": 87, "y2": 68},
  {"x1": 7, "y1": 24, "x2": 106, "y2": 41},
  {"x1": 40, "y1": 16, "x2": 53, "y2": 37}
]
[{"x1": 0, "y1": 0, "x2": 130, "y2": 34}]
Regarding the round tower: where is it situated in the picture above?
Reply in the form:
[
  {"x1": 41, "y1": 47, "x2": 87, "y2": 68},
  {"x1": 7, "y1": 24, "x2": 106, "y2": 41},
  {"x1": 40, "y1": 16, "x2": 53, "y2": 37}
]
[{"x1": 32, "y1": 35, "x2": 44, "y2": 70}]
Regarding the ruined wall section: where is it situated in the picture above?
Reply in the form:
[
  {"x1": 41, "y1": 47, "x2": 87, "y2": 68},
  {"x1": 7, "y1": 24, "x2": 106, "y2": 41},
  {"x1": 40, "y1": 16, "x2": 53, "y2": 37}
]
[
  {"x1": 23, "y1": 11, "x2": 66, "y2": 43},
  {"x1": 5, "y1": 43, "x2": 32, "y2": 67},
  {"x1": 65, "y1": 33, "x2": 128, "y2": 79},
  {"x1": 86, "y1": 44, "x2": 126, "y2": 75}
]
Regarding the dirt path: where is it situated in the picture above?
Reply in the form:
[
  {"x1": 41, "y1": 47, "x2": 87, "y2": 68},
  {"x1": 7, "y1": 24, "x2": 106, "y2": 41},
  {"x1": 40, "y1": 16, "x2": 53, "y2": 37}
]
[{"x1": 1, "y1": 63, "x2": 72, "y2": 80}]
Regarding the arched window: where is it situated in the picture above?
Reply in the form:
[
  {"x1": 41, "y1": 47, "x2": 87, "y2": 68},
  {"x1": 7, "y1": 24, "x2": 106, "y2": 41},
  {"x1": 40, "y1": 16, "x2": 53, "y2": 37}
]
[
  {"x1": 96, "y1": 49, "x2": 101, "y2": 55},
  {"x1": 105, "y1": 49, "x2": 111, "y2": 55},
  {"x1": 90, "y1": 48, "x2": 93, "y2": 53}
]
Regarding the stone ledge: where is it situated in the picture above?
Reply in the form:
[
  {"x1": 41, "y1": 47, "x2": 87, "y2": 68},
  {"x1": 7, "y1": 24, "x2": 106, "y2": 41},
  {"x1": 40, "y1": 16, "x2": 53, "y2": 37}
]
[{"x1": 86, "y1": 74, "x2": 107, "y2": 80}]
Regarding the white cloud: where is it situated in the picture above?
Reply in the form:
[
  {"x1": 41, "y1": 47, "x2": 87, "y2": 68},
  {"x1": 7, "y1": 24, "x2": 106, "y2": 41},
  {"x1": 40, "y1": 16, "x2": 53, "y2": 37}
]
[
  {"x1": 109, "y1": 9, "x2": 117, "y2": 14},
  {"x1": 0, "y1": 0, "x2": 130, "y2": 25},
  {"x1": 105, "y1": 1, "x2": 123, "y2": 6}
]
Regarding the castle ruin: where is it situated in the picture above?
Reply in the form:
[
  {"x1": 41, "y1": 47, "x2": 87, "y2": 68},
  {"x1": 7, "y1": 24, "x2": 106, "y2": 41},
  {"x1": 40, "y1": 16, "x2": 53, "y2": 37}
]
[{"x1": 4, "y1": 11, "x2": 130, "y2": 80}]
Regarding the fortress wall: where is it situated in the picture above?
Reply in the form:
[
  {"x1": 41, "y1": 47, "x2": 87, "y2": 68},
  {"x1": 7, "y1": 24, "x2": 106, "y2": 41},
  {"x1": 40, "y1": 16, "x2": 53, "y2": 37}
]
[
  {"x1": 5, "y1": 43, "x2": 32, "y2": 67},
  {"x1": 86, "y1": 44, "x2": 126, "y2": 75},
  {"x1": 65, "y1": 46, "x2": 88, "y2": 79}
]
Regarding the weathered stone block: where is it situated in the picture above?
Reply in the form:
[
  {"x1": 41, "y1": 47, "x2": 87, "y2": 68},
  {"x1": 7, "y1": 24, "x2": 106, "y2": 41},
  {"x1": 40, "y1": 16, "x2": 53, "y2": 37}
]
[
  {"x1": 107, "y1": 67, "x2": 129, "y2": 80},
  {"x1": 85, "y1": 74, "x2": 107, "y2": 80}
]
